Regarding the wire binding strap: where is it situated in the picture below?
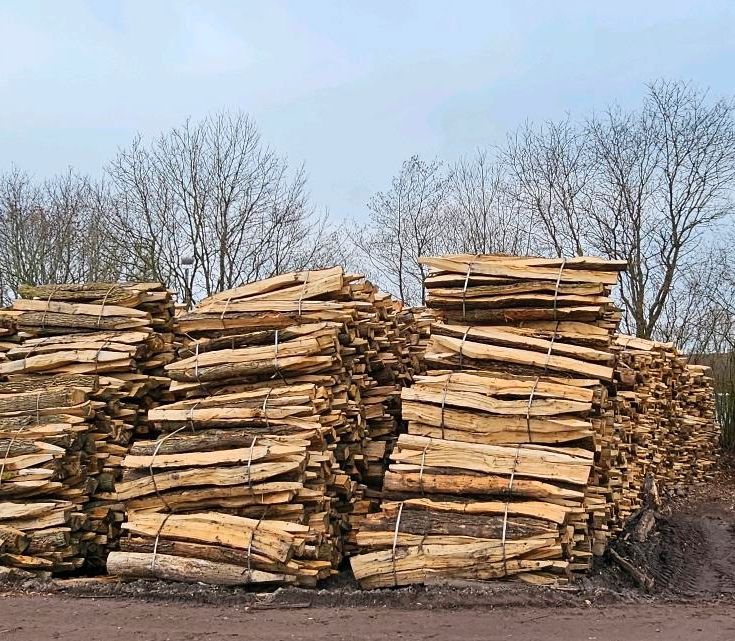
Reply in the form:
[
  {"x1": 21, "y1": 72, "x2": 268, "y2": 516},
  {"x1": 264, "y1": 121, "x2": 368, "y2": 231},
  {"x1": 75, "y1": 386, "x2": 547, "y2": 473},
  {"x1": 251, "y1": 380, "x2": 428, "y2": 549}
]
[
  {"x1": 461, "y1": 261, "x2": 474, "y2": 320},
  {"x1": 150, "y1": 513, "x2": 172, "y2": 571},
  {"x1": 261, "y1": 388, "x2": 272, "y2": 430},
  {"x1": 35, "y1": 391, "x2": 42, "y2": 424},
  {"x1": 271, "y1": 330, "x2": 288, "y2": 385},
  {"x1": 417, "y1": 442, "x2": 430, "y2": 494},
  {"x1": 551, "y1": 259, "x2": 567, "y2": 320},
  {"x1": 149, "y1": 423, "x2": 192, "y2": 511},
  {"x1": 245, "y1": 536, "x2": 255, "y2": 584},
  {"x1": 244, "y1": 508, "x2": 267, "y2": 583},
  {"x1": 95, "y1": 285, "x2": 116, "y2": 328},
  {"x1": 181, "y1": 332, "x2": 197, "y2": 350},
  {"x1": 543, "y1": 329, "x2": 558, "y2": 372},
  {"x1": 391, "y1": 501, "x2": 405, "y2": 587},
  {"x1": 93, "y1": 339, "x2": 111, "y2": 374},
  {"x1": 297, "y1": 271, "x2": 310, "y2": 316},
  {"x1": 246, "y1": 435, "x2": 258, "y2": 489},
  {"x1": 191, "y1": 343, "x2": 210, "y2": 396},
  {"x1": 40, "y1": 285, "x2": 60, "y2": 329},
  {"x1": 500, "y1": 444, "x2": 522, "y2": 577},
  {"x1": 439, "y1": 374, "x2": 453, "y2": 439},
  {"x1": 541, "y1": 259, "x2": 567, "y2": 374},
  {"x1": 220, "y1": 296, "x2": 233, "y2": 321},
  {"x1": 24, "y1": 336, "x2": 50, "y2": 361},
  {"x1": 457, "y1": 326, "x2": 472, "y2": 368},
  {"x1": 194, "y1": 343, "x2": 200, "y2": 380},
  {"x1": 0, "y1": 425, "x2": 26, "y2": 489},
  {"x1": 525, "y1": 377, "x2": 540, "y2": 443},
  {"x1": 186, "y1": 401, "x2": 201, "y2": 433}
]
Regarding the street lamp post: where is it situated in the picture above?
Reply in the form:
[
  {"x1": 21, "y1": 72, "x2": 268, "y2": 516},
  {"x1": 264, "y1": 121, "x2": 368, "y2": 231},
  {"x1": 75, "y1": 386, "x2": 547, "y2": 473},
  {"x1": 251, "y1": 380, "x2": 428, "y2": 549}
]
[{"x1": 181, "y1": 255, "x2": 194, "y2": 309}]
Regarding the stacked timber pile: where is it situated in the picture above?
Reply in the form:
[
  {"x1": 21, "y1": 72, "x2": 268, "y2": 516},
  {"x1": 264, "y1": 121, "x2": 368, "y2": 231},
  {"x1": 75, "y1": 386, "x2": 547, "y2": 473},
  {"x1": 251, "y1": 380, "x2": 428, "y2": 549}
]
[
  {"x1": 0, "y1": 312, "x2": 19, "y2": 361},
  {"x1": 613, "y1": 335, "x2": 719, "y2": 522},
  {"x1": 107, "y1": 267, "x2": 416, "y2": 586},
  {"x1": 0, "y1": 377, "x2": 98, "y2": 574},
  {"x1": 172, "y1": 267, "x2": 415, "y2": 485},
  {"x1": 351, "y1": 254, "x2": 628, "y2": 588},
  {"x1": 0, "y1": 282, "x2": 175, "y2": 572},
  {"x1": 611, "y1": 335, "x2": 673, "y2": 526},
  {"x1": 105, "y1": 327, "x2": 345, "y2": 586},
  {"x1": 401, "y1": 307, "x2": 437, "y2": 376},
  {"x1": 677, "y1": 363, "x2": 718, "y2": 480}
]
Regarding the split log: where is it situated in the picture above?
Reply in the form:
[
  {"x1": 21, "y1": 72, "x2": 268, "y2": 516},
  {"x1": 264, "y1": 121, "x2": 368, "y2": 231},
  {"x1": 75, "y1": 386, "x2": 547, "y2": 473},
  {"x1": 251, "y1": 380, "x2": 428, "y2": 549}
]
[{"x1": 106, "y1": 551, "x2": 294, "y2": 585}]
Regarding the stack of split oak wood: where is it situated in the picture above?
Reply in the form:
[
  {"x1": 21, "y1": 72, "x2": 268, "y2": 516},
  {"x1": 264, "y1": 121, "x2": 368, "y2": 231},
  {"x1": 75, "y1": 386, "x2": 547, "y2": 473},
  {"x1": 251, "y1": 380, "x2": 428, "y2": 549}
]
[
  {"x1": 351, "y1": 254, "x2": 631, "y2": 588},
  {"x1": 676, "y1": 363, "x2": 718, "y2": 480},
  {"x1": 0, "y1": 315, "x2": 19, "y2": 362},
  {"x1": 171, "y1": 267, "x2": 418, "y2": 485},
  {"x1": 1, "y1": 264, "x2": 718, "y2": 586},
  {"x1": 107, "y1": 267, "x2": 419, "y2": 586},
  {"x1": 0, "y1": 377, "x2": 97, "y2": 574},
  {"x1": 612, "y1": 335, "x2": 718, "y2": 526},
  {"x1": 0, "y1": 282, "x2": 175, "y2": 573}
]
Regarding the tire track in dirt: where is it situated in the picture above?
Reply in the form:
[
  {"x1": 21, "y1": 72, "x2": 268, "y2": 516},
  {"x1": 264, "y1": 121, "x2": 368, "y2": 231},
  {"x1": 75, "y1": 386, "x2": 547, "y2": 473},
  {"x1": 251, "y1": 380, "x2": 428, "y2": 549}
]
[{"x1": 624, "y1": 499, "x2": 735, "y2": 596}]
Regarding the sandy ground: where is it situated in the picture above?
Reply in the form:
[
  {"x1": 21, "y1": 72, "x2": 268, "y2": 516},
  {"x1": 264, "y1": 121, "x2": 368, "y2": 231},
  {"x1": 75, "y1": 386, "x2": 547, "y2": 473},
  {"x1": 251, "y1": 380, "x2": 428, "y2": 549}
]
[{"x1": 0, "y1": 595, "x2": 734, "y2": 641}]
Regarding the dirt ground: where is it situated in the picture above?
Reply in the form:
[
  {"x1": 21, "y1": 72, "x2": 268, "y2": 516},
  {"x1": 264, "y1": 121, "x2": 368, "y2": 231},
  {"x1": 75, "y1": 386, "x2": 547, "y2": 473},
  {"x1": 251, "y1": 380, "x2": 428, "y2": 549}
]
[
  {"x1": 0, "y1": 596, "x2": 734, "y2": 641},
  {"x1": 2, "y1": 473, "x2": 735, "y2": 640}
]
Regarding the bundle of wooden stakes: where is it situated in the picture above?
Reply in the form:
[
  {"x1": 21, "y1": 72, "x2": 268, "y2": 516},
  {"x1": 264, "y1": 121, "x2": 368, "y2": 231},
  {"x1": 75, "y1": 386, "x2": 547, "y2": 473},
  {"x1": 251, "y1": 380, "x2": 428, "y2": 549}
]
[
  {"x1": 107, "y1": 267, "x2": 419, "y2": 586},
  {"x1": 0, "y1": 282, "x2": 175, "y2": 574},
  {"x1": 351, "y1": 254, "x2": 629, "y2": 588}
]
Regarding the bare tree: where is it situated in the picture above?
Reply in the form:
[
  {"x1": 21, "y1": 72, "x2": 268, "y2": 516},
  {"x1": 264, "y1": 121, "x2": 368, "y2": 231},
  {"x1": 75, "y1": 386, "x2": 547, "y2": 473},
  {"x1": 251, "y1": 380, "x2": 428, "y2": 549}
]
[
  {"x1": 502, "y1": 81, "x2": 735, "y2": 339},
  {"x1": 503, "y1": 118, "x2": 593, "y2": 257},
  {"x1": 444, "y1": 149, "x2": 529, "y2": 255},
  {"x1": 587, "y1": 80, "x2": 735, "y2": 337},
  {"x1": 1, "y1": 80, "x2": 732, "y2": 346},
  {"x1": 686, "y1": 240, "x2": 735, "y2": 355},
  {"x1": 107, "y1": 111, "x2": 328, "y2": 304},
  {"x1": 0, "y1": 167, "x2": 123, "y2": 303},
  {"x1": 351, "y1": 156, "x2": 447, "y2": 305},
  {"x1": 655, "y1": 248, "x2": 732, "y2": 353}
]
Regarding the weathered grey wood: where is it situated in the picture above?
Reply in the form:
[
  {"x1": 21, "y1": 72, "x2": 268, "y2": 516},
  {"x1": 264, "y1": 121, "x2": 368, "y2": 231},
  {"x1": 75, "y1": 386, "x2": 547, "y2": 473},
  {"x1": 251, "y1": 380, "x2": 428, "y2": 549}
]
[{"x1": 106, "y1": 551, "x2": 293, "y2": 585}]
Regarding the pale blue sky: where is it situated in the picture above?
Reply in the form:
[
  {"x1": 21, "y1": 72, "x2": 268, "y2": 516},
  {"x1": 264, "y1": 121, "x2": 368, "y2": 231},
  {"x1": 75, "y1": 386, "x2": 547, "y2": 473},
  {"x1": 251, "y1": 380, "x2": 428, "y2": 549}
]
[{"x1": 1, "y1": 1, "x2": 734, "y2": 221}]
